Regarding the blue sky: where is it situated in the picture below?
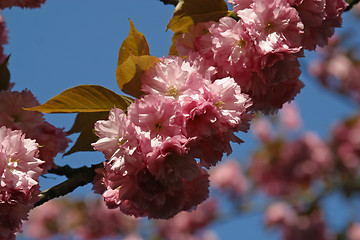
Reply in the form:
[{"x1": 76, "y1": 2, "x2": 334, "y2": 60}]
[{"x1": 2, "y1": 0, "x2": 359, "y2": 239}]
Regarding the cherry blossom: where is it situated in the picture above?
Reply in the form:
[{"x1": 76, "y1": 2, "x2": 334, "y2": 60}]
[
  {"x1": 210, "y1": 160, "x2": 248, "y2": 197},
  {"x1": 250, "y1": 132, "x2": 333, "y2": 195},
  {"x1": 0, "y1": 90, "x2": 70, "y2": 171},
  {"x1": 0, "y1": 126, "x2": 44, "y2": 240}
]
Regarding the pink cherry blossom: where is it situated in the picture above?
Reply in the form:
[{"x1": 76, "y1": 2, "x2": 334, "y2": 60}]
[
  {"x1": 92, "y1": 107, "x2": 139, "y2": 160},
  {"x1": 250, "y1": 132, "x2": 333, "y2": 195},
  {"x1": 251, "y1": 117, "x2": 274, "y2": 142},
  {"x1": 237, "y1": 0, "x2": 304, "y2": 56},
  {"x1": 156, "y1": 199, "x2": 217, "y2": 240},
  {"x1": 282, "y1": 211, "x2": 334, "y2": 240},
  {"x1": 310, "y1": 46, "x2": 360, "y2": 103},
  {"x1": 0, "y1": 90, "x2": 70, "y2": 171},
  {"x1": 0, "y1": 126, "x2": 44, "y2": 239},
  {"x1": 265, "y1": 202, "x2": 297, "y2": 227},
  {"x1": 208, "y1": 17, "x2": 258, "y2": 70},
  {"x1": 207, "y1": 77, "x2": 253, "y2": 131},
  {"x1": 246, "y1": 53, "x2": 304, "y2": 114},
  {"x1": 266, "y1": 203, "x2": 334, "y2": 240},
  {"x1": 294, "y1": 0, "x2": 347, "y2": 50},
  {"x1": 210, "y1": 159, "x2": 248, "y2": 197},
  {"x1": 0, "y1": 90, "x2": 44, "y2": 133},
  {"x1": 144, "y1": 136, "x2": 199, "y2": 181},
  {"x1": 175, "y1": 22, "x2": 214, "y2": 58},
  {"x1": 31, "y1": 122, "x2": 69, "y2": 171},
  {"x1": 23, "y1": 200, "x2": 67, "y2": 239},
  {"x1": 229, "y1": 0, "x2": 254, "y2": 12},
  {"x1": 75, "y1": 198, "x2": 137, "y2": 239},
  {"x1": 332, "y1": 115, "x2": 360, "y2": 170},
  {"x1": 24, "y1": 198, "x2": 138, "y2": 240},
  {"x1": 128, "y1": 94, "x2": 185, "y2": 139},
  {"x1": 280, "y1": 102, "x2": 302, "y2": 131},
  {"x1": 98, "y1": 165, "x2": 209, "y2": 219},
  {"x1": 0, "y1": 0, "x2": 46, "y2": 9},
  {"x1": 0, "y1": 203, "x2": 33, "y2": 240},
  {"x1": 141, "y1": 56, "x2": 210, "y2": 98},
  {"x1": 0, "y1": 126, "x2": 43, "y2": 197},
  {"x1": 348, "y1": 223, "x2": 360, "y2": 240}
]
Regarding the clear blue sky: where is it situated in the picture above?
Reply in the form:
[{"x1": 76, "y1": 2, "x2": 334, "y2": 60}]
[{"x1": 2, "y1": 0, "x2": 359, "y2": 239}]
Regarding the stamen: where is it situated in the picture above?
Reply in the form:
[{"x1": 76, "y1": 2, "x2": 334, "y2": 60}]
[{"x1": 167, "y1": 86, "x2": 177, "y2": 97}]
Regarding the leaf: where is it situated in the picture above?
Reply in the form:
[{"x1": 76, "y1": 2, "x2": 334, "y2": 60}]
[
  {"x1": 168, "y1": 32, "x2": 182, "y2": 56},
  {"x1": 115, "y1": 20, "x2": 159, "y2": 98},
  {"x1": 117, "y1": 19, "x2": 150, "y2": 66},
  {"x1": 25, "y1": 85, "x2": 133, "y2": 113},
  {"x1": 64, "y1": 111, "x2": 110, "y2": 156},
  {"x1": 116, "y1": 55, "x2": 160, "y2": 98},
  {"x1": 64, "y1": 124, "x2": 99, "y2": 156},
  {"x1": 0, "y1": 55, "x2": 10, "y2": 91},
  {"x1": 67, "y1": 112, "x2": 110, "y2": 135},
  {"x1": 167, "y1": 0, "x2": 229, "y2": 33}
]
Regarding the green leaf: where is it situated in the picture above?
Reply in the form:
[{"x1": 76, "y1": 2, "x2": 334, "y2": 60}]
[
  {"x1": 0, "y1": 55, "x2": 10, "y2": 91},
  {"x1": 116, "y1": 55, "x2": 159, "y2": 98},
  {"x1": 167, "y1": 0, "x2": 229, "y2": 33},
  {"x1": 25, "y1": 85, "x2": 133, "y2": 113}
]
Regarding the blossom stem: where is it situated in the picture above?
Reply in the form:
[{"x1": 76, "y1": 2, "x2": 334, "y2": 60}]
[{"x1": 34, "y1": 163, "x2": 103, "y2": 207}]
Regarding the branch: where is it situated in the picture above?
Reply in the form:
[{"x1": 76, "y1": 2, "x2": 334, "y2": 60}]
[
  {"x1": 35, "y1": 163, "x2": 103, "y2": 207},
  {"x1": 345, "y1": 0, "x2": 360, "y2": 11},
  {"x1": 47, "y1": 164, "x2": 84, "y2": 178},
  {"x1": 158, "y1": 0, "x2": 179, "y2": 6}
]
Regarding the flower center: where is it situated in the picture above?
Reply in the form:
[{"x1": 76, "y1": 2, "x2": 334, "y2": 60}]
[
  {"x1": 237, "y1": 39, "x2": 246, "y2": 48},
  {"x1": 266, "y1": 23, "x2": 272, "y2": 32},
  {"x1": 155, "y1": 122, "x2": 162, "y2": 129},
  {"x1": 215, "y1": 101, "x2": 225, "y2": 110},
  {"x1": 166, "y1": 86, "x2": 177, "y2": 97}
]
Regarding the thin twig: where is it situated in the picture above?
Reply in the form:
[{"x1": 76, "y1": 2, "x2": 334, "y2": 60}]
[{"x1": 35, "y1": 163, "x2": 103, "y2": 207}]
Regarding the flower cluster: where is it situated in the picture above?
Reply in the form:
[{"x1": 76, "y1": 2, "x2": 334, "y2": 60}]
[
  {"x1": 0, "y1": 89, "x2": 70, "y2": 238},
  {"x1": 0, "y1": 90, "x2": 70, "y2": 171},
  {"x1": 176, "y1": 0, "x2": 347, "y2": 114},
  {"x1": 0, "y1": 126, "x2": 43, "y2": 240},
  {"x1": 23, "y1": 198, "x2": 138, "y2": 240},
  {"x1": 265, "y1": 202, "x2": 333, "y2": 240},
  {"x1": 92, "y1": 0, "x2": 348, "y2": 218},
  {"x1": 250, "y1": 131, "x2": 333, "y2": 196},
  {"x1": 156, "y1": 199, "x2": 218, "y2": 240},
  {"x1": 209, "y1": 159, "x2": 249, "y2": 197},
  {"x1": 331, "y1": 114, "x2": 360, "y2": 171},
  {"x1": 250, "y1": 104, "x2": 333, "y2": 195},
  {"x1": 347, "y1": 223, "x2": 360, "y2": 240},
  {"x1": 92, "y1": 56, "x2": 253, "y2": 219},
  {"x1": 310, "y1": 35, "x2": 360, "y2": 103}
]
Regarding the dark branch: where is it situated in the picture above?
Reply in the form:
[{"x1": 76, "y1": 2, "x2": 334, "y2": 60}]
[
  {"x1": 159, "y1": 0, "x2": 179, "y2": 6},
  {"x1": 345, "y1": 0, "x2": 360, "y2": 11},
  {"x1": 35, "y1": 163, "x2": 103, "y2": 207},
  {"x1": 48, "y1": 164, "x2": 83, "y2": 178}
]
